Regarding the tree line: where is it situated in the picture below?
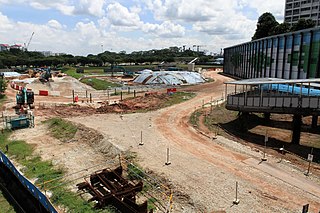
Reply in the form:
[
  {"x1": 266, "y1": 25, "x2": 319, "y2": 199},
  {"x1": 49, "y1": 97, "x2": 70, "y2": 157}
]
[
  {"x1": 0, "y1": 46, "x2": 213, "y2": 69},
  {"x1": 252, "y1": 12, "x2": 316, "y2": 40}
]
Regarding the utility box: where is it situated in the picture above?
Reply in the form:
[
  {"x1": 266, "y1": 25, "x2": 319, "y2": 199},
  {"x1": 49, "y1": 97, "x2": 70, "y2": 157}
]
[
  {"x1": 10, "y1": 117, "x2": 30, "y2": 130},
  {"x1": 4, "y1": 114, "x2": 34, "y2": 130}
]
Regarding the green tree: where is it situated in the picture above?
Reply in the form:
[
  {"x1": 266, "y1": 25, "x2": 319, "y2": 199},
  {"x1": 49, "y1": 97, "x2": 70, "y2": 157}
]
[
  {"x1": 0, "y1": 77, "x2": 7, "y2": 95},
  {"x1": 272, "y1": 22, "x2": 291, "y2": 35},
  {"x1": 291, "y1": 19, "x2": 316, "y2": 31},
  {"x1": 0, "y1": 60, "x2": 4, "y2": 69},
  {"x1": 252, "y1": 12, "x2": 279, "y2": 40}
]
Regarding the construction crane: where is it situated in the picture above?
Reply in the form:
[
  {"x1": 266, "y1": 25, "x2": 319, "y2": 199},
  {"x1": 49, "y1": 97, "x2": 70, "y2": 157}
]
[{"x1": 25, "y1": 32, "x2": 34, "y2": 51}]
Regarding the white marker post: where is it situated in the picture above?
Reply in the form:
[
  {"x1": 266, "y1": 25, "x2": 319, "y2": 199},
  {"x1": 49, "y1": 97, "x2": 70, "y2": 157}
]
[
  {"x1": 262, "y1": 131, "x2": 268, "y2": 161},
  {"x1": 165, "y1": 147, "x2": 171, "y2": 165},
  {"x1": 139, "y1": 131, "x2": 144, "y2": 146},
  {"x1": 233, "y1": 181, "x2": 240, "y2": 205},
  {"x1": 305, "y1": 148, "x2": 314, "y2": 176},
  {"x1": 278, "y1": 145, "x2": 285, "y2": 163}
]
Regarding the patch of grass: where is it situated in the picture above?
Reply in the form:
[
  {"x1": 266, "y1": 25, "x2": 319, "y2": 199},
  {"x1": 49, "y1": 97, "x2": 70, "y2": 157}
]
[
  {"x1": 80, "y1": 78, "x2": 121, "y2": 90},
  {"x1": 127, "y1": 163, "x2": 145, "y2": 181},
  {"x1": 161, "y1": 92, "x2": 196, "y2": 108},
  {"x1": 147, "y1": 197, "x2": 157, "y2": 211},
  {"x1": 82, "y1": 67, "x2": 104, "y2": 73},
  {"x1": 51, "y1": 187, "x2": 95, "y2": 212},
  {"x1": 63, "y1": 67, "x2": 84, "y2": 79},
  {"x1": 0, "y1": 191, "x2": 15, "y2": 213},
  {"x1": 45, "y1": 118, "x2": 78, "y2": 142},
  {"x1": 0, "y1": 94, "x2": 6, "y2": 104},
  {"x1": 190, "y1": 110, "x2": 202, "y2": 127}
]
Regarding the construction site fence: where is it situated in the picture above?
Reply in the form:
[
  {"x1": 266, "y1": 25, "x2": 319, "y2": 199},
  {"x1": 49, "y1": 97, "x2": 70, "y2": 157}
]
[
  {"x1": 72, "y1": 85, "x2": 171, "y2": 101},
  {"x1": 0, "y1": 150, "x2": 57, "y2": 213}
]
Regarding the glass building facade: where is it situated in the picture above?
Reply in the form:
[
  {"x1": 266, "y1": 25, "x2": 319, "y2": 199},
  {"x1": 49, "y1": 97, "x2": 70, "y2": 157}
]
[
  {"x1": 285, "y1": 0, "x2": 320, "y2": 26},
  {"x1": 224, "y1": 27, "x2": 320, "y2": 79}
]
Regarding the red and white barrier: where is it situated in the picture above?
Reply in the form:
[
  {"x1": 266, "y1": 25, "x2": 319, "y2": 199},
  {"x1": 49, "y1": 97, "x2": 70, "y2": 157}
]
[{"x1": 39, "y1": 90, "x2": 49, "y2": 96}]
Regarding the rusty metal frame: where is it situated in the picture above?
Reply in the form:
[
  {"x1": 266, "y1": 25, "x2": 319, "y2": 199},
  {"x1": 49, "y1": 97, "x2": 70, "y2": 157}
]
[{"x1": 77, "y1": 166, "x2": 147, "y2": 213}]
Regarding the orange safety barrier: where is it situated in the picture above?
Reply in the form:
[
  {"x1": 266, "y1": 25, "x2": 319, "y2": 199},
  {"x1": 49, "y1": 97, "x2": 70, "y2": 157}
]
[
  {"x1": 167, "y1": 88, "x2": 177, "y2": 94},
  {"x1": 39, "y1": 90, "x2": 49, "y2": 96}
]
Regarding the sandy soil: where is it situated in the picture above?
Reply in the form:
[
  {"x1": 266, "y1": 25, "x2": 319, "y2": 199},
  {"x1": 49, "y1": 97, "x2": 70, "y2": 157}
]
[{"x1": 5, "y1": 71, "x2": 320, "y2": 213}]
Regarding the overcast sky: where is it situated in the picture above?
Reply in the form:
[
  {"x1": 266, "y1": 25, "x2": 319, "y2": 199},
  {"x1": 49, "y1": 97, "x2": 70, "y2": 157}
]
[{"x1": 0, "y1": 0, "x2": 285, "y2": 56}]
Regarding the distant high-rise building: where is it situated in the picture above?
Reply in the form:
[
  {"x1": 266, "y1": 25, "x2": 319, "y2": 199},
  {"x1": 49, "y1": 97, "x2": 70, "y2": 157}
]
[{"x1": 284, "y1": 0, "x2": 320, "y2": 26}]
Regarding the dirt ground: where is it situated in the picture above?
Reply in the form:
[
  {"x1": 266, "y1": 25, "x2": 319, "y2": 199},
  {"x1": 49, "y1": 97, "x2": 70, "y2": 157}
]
[{"x1": 3, "y1": 71, "x2": 320, "y2": 212}]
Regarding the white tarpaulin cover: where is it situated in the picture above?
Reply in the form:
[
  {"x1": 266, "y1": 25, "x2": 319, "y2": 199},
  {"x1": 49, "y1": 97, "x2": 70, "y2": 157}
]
[
  {"x1": 2, "y1": 72, "x2": 21, "y2": 77},
  {"x1": 134, "y1": 71, "x2": 205, "y2": 85}
]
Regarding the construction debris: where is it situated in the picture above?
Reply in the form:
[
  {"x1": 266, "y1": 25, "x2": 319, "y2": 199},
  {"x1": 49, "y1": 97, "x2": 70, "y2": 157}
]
[{"x1": 77, "y1": 166, "x2": 148, "y2": 213}]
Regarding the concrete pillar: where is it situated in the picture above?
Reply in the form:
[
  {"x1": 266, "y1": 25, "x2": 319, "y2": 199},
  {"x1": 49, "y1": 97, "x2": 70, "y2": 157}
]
[
  {"x1": 291, "y1": 114, "x2": 302, "y2": 145},
  {"x1": 264, "y1": 112, "x2": 271, "y2": 121},
  {"x1": 312, "y1": 115, "x2": 318, "y2": 129},
  {"x1": 239, "y1": 112, "x2": 249, "y2": 132}
]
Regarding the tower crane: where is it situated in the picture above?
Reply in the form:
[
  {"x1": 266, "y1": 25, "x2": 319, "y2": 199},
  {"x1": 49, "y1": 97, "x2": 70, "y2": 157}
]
[{"x1": 25, "y1": 32, "x2": 34, "y2": 51}]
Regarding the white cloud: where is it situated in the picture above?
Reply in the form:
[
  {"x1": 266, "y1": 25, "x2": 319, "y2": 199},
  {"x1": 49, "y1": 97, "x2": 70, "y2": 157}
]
[
  {"x1": 0, "y1": 0, "x2": 106, "y2": 17},
  {"x1": 144, "y1": 0, "x2": 236, "y2": 22},
  {"x1": 142, "y1": 21, "x2": 185, "y2": 38},
  {"x1": 47, "y1": 20, "x2": 64, "y2": 29},
  {"x1": 0, "y1": 12, "x2": 14, "y2": 32},
  {"x1": 27, "y1": 0, "x2": 75, "y2": 15},
  {"x1": 106, "y1": 2, "x2": 142, "y2": 27},
  {"x1": 73, "y1": 0, "x2": 106, "y2": 17}
]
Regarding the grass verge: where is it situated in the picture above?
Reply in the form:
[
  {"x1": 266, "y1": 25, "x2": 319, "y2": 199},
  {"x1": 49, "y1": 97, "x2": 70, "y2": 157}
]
[
  {"x1": 161, "y1": 92, "x2": 196, "y2": 108},
  {"x1": 80, "y1": 78, "x2": 121, "y2": 90},
  {"x1": 190, "y1": 110, "x2": 202, "y2": 127},
  {"x1": 45, "y1": 118, "x2": 77, "y2": 142},
  {"x1": 63, "y1": 67, "x2": 121, "y2": 89},
  {"x1": 63, "y1": 67, "x2": 83, "y2": 79}
]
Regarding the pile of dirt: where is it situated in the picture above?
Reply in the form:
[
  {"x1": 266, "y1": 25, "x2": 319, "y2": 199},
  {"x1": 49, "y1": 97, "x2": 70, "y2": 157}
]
[
  {"x1": 35, "y1": 105, "x2": 97, "y2": 117},
  {"x1": 97, "y1": 93, "x2": 169, "y2": 113},
  {"x1": 36, "y1": 93, "x2": 170, "y2": 117}
]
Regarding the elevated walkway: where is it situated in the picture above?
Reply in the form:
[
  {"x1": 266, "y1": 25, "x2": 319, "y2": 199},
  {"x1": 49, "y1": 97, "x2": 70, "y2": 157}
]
[{"x1": 224, "y1": 78, "x2": 320, "y2": 144}]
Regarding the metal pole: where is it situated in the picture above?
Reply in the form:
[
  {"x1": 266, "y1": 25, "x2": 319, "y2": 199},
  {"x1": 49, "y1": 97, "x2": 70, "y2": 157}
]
[
  {"x1": 225, "y1": 84, "x2": 228, "y2": 100},
  {"x1": 233, "y1": 181, "x2": 240, "y2": 204},
  {"x1": 134, "y1": 90, "x2": 136, "y2": 98},
  {"x1": 278, "y1": 145, "x2": 284, "y2": 163},
  {"x1": 72, "y1": 90, "x2": 75, "y2": 104},
  {"x1": 107, "y1": 90, "x2": 110, "y2": 104},
  {"x1": 139, "y1": 131, "x2": 144, "y2": 145},
  {"x1": 90, "y1": 93, "x2": 92, "y2": 103},
  {"x1": 165, "y1": 147, "x2": 171, "y2": 165},
  {"x1": 121, "y1": 91, "x2": 123, "y2": 101},
  {"x1": 305, "y1": 148, "x2": 314, "y2": 176},
  {"x1": 262, "y1": 131, "x2": 268, "y2": 161}
]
